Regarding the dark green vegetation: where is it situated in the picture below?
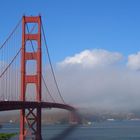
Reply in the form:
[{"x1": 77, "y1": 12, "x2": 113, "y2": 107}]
[{"x1": 0, "y1": 133, "x2": 17, "y2": 140}]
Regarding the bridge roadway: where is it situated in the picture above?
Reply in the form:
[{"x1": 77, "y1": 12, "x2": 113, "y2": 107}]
[{"x1": 0, "y1": 101, "x2": 76, "y2": 112}]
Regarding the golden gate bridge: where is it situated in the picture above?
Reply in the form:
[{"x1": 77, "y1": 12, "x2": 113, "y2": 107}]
[{"x1": 0, "y1": 15, "x2": 78, "y2": 140}]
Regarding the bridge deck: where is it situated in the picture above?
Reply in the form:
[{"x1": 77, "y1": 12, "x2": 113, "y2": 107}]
[{"x1": 0, "y1": 101, "x2": 75, "y2": 112}]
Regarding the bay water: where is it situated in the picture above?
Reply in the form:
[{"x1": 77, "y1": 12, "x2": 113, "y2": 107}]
[{"x1": 1, "y1": 120, "x2": 140, "y2": 140}]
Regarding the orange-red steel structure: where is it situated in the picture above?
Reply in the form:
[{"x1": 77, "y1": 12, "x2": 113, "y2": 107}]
[
  {"x1": 20, "y1": 16, "x2": 42, "y2": 140},
  {"x1": 0, "y1": 15, "x2": 79, "y2": 140}
]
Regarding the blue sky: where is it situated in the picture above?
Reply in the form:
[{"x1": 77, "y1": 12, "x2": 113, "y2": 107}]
[
  {"x1": 1, "y1": 0, "x2": 140, "y2": 62},
  {"x1": 1, "y1": 0, "x2": 140, "y2": 110}
]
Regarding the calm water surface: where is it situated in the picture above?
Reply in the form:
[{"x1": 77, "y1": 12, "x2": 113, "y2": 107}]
[{"x1": 1, "y1": 121, "x2": 140, "y2": 140}]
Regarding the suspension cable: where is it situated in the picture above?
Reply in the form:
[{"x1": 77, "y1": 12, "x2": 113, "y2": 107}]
[
  {"x1": 41, "y1": 20, "x2": 65, "y2": 104},
  {"x1": 42, "y1": 76, "x2": 56, "y2": 103},
  {"x1": 0, "y1": 48, "x2": 21, "y2": 78},
  {"x1": 0, "y1": 18, "x2": 22, "y2": 50}
]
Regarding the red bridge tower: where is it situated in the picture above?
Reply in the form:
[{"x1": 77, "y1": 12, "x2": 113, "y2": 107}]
[{"x1": 20, "y1": 16, "x2": 42, "y2": 140}]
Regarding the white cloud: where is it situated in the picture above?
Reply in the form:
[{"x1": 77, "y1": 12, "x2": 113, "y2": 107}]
[
  {"x1": 58, "y1": 49, "x2": 123, "y2": 68},
  {"x1": 127, "y1": 52, "x2": 140, "y2": 70},
  {"x1": 56, "y1": 49, "x2": 140, "y2": 111}
]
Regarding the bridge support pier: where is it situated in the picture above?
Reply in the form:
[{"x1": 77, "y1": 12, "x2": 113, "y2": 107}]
[
  {"x1": 19, "y1": 109, "x2": 25, "y2": 140},
  {"x1": 19, "y1": 107, "x2": 42, "y2": 140},
  {"x1": 36, "y1": 107, "x2": 42, "y2": 140}
]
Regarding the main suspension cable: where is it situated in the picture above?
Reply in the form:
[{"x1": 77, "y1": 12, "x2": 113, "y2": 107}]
[
  {"x1": 0, "y1": 18, "x2": 22, "y2": 50},
  {"x1": 0, "y1": 48, "x2": 21, "y2": 78},
  {"x1": 41, "y1": 20, "x2": 65, "y2": 104}
]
